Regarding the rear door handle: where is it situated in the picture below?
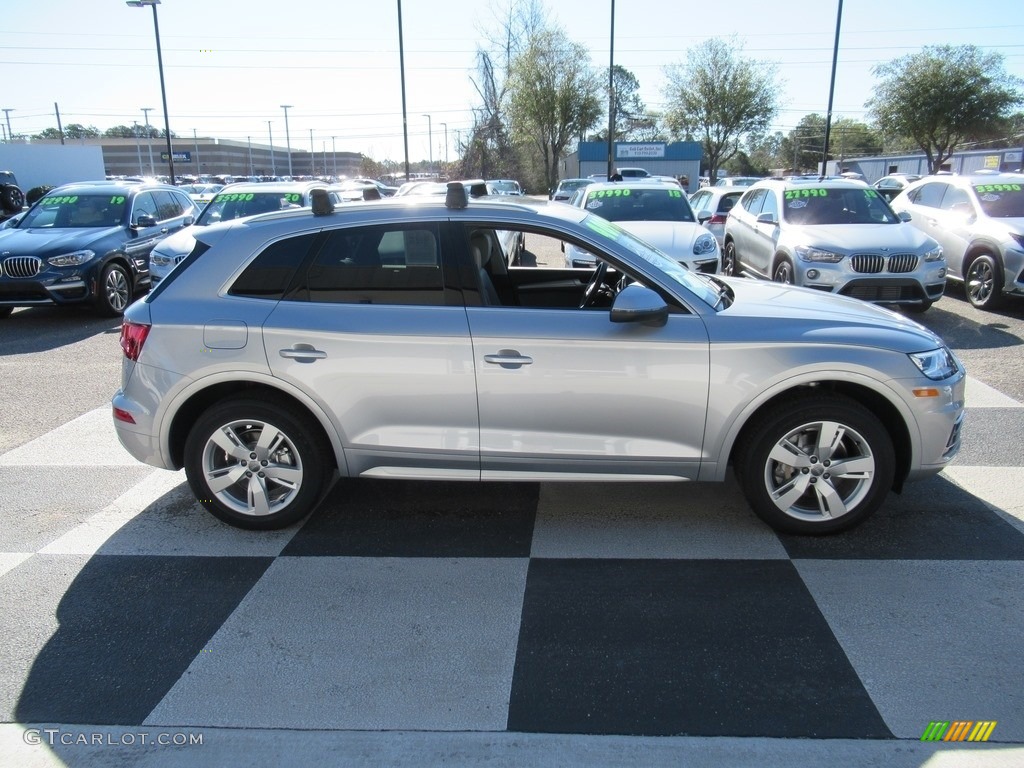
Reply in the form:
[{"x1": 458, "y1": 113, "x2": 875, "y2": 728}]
[
  {"x1": 279, "y1": 344, "x2": 327, "y2": 362},
  {"x1": 484, "y1": 349, "x2": 533, "y2": 369}
]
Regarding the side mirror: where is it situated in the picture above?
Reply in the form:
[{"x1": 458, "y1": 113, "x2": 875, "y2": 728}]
[
  {"x1": 183, "y1": 215, "x2": 194, "y2": 226},
  {"x1": 697, "y1": 211, "x2": 712, "y2": 224},
  {"x1": 610, "y1": 284, "x2": 669, "y2": 327},
  {"x1": 897, "y1": 210, "x2": 912, "y2": 222},
  {"x1": 756, "y1": 212, "x2": 777, "y2": 225},
  {"x1": 135, "y1": 214, "x2": 157, "y2": 228}
]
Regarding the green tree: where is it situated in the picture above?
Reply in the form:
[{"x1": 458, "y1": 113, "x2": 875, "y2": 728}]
[
  {"x1": 507, "y1": 27, "x2": 603, "y2": 191},
  {"x1": 104, "y1": 125, "x2": 138, "y2": 138},
  {"x1": 779, "y1": 114, "x2": 883, "y2": 173},
  {"x1": 32, "y1": 127, "x2": 63, "y2": 140},
  {"x1": 63, "y1": 123, "x2": 100, "y2": 139},
  {"x1": 867, "y1": 45, "x2": 1022, "y2": 173},
  {"x1": 662, "y1": 38, "x2": 779, "y2": 185},
  {"x1": 591, "y1": 65, "x2": 648, "y2": 142}
]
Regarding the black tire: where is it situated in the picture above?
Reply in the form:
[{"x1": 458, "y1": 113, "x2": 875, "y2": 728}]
[
  {"x1": 94, "y1": 263, "x2": 133, "y2": 317},
  {"x1": 772, "y1": 257, "x2": 794, "y2": 285},
  {"x1": 0, "y1": 307, "x2": 12, "y2": 319},
  {"x1": 964, "y1": 252, "x2": 1004, "y2": 311},
  {"x1": 1, "y1": 185, "x2": 24, "y2": 214},
  {"x1": 734, "y1": 395, "x2": 895, "y2": 535},
  {"x1": 722, "y1": 241, "x2": 738, "y2": 276},
  {"x1": 184, "y1": 396, "x2": 333, "y2": 530}
]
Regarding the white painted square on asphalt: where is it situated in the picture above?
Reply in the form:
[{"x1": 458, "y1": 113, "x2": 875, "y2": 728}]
[
  {"x1": 0, "y1": 407, "x2": 137, "y2": 466},
  {"x1": 146, "y1": 557, "x2": 529, "y2": 731},
  {"x1": 531, "y1": 479, "x2": 788, "y2": 559},
  {"x1": 794, "y1": 560, "x2": 1024, "y2": 741},
  {"x1": 943, "y1": 466, "x2": 1024, "y2": 534}
]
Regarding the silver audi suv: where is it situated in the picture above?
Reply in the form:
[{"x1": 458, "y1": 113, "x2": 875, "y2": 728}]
[
  {"x1": 723, "y1": 178, "x2": 946, "y2": 311},
  {"x1": 113, "y1": 184, "x2": 965, "y2": 535}
]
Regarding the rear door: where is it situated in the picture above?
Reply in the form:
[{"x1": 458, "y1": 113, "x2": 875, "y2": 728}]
[{"x1": 262, "y1": 222, "x2": 480, "y2": 479}]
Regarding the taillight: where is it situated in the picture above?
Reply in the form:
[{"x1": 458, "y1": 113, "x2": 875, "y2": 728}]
[
  {"x1": 709, "y1": 213, "x2": 728, "y2": 224},
  {"x1": 120, "y1": 320, "x2": 151, "y2": 361}
]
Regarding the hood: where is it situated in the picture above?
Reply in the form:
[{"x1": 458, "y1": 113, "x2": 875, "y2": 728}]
[
  {"x1": 0, "y1": 226, "x2": 124, "y2": 257},
  {"x1": 151, "y1": 227, "x2": 197, "y2": 259},
  {"x1": 615, "y1": 220, "x2": 710, "y2": 257},
  {"x1": 716, "y1": 277, "x2": 946, "y2": 354},
  {"x1": 791, "y1": 222, "x2": 934, "y2": 252}
]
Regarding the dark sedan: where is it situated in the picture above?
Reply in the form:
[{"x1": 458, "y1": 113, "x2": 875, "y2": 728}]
[{"x1": 0, "y1": 181, "x2": 198, "y2": 317}]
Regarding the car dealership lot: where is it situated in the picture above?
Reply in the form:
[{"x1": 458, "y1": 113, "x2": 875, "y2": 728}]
[{"x1": 1, "y1": 295, "x2": 1024, "y2": 767}]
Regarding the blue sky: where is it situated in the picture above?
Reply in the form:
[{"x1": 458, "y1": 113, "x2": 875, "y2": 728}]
[{"x1": 2, "y1": 0, "x2": 1022, "y2": 163}]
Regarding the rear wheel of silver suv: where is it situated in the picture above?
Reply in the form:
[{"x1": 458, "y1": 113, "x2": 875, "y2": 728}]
[
  {"x1": 735, "y1": 395, "x2": 895, "y2": 534},
  {"x1": 184, "y1": 396, "x2": 332, "y2": 529},
  {"x1": 965, "y1": 252, "x2": 1004, "y2": 311}
]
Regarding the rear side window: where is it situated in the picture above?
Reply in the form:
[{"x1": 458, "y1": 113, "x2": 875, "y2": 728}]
[
  {"x1": 295, "y1": 224, "x2": 446, "y2": 306},
  {"x1": 739, "y1": 188, "x2": 767, "y2": 215},
  {"x1": 229, "y1": 233, "x2": 317, "y2": 300}
]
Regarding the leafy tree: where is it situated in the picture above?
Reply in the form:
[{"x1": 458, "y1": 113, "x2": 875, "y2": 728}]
[
  {"x1": 867, "y1": 45, "x2": 1022, "y2": 173},
  {"x1": 104, "y1": 125, "x2": 138, "y2": 138},
  {"x1": 507, "y1": 27, "x2": 603, "y2": 191},
  {"x1": 64, "y1": 123, "x2": 100, "y2": 139},
  {"x1": 662, "y1": 38, "x2": 779, "y2": 185},
  {"x1": 779, "y1": 114, "x2": 883, "y2": 173},
  {"x1": 32, "y1": 127, "x2": 64, "y2": 140}
]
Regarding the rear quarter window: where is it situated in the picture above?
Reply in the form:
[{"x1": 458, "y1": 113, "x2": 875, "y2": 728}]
[{"x1": 228, "y1": 233, "x2": 317, "y2": 300}]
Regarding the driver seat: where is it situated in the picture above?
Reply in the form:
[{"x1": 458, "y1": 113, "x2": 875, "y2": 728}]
[{"x1": 470, "y1": 231, "x2": 501, "y2": 306}]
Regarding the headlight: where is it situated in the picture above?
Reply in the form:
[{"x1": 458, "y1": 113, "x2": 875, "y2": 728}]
[
  {"x1": 150, "y1": 253, "x2": 170, "y2": 266},
  {"x1": 692, "y1": 233, "x2": 717, "y2": 255},
  {"x1": 795, "y1": 246, "x2": 843, "y2": 263},
  {"x1": 923, "y1": 246, "x2": 943, "y2": 262},
  {"x1": 1009, "y1": 232, "x2": 1024, "y2": 250},
  {"x1": 47, "y1": 250, "x2": 94, "y2": 267},
  {"x1": 909, "y1": 347, "x2": 959, "y2": 380}
]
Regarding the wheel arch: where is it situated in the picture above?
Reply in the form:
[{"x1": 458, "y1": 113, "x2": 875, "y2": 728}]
[
  {"x1": 962, "y1": 240, "x2": 1004, "y2": 276},
  {"x1": 165, "y1": 377, "x2": 346, "y2": 476},
  {"x1": 719, "y1": 379, "x2": 912, "y2": 492}
]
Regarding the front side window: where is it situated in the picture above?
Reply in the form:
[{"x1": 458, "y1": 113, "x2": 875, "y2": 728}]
[
  {"x1": 908, "y1": 182, "x2": 947, "y2": 209},
  {"x1": 131, "y1": 192, "x2": 159, "y2": 224},
  {"x1": 739, "y1": 188, "x2": 767, "y2": 216},
  {"x1": 296, "y1": 224, "x2": 446, "y2": 306}
]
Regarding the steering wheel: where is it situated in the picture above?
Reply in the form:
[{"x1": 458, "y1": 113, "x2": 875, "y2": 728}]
[{"x1": 579, "y1": 260, "x2": 610, "y2": 309}]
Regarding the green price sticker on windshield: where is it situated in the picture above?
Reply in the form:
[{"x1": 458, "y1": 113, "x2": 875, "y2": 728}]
[
  {"x1": 42, "y1": 195, "x2": 79, "y2": 205},
  {"x1": 284, "y1": 193, "x2": 301, "y2": 203},
  {"x1": 214, "y1": 192, "x2": 256, "y2": 203},
  {"x1": 668, "y1": 189, "x2": 682, "y2": 198},
  {"x1": 863, "y1": 189, "x2": 879, "y2": 198},
  {"x1": 784, "y1": 188, "x2": 828, "y2": 199},
  {"x1": 110, "y1": 195, "x2": 126, "y2": 204},
  {"x1": 974, "y1": 183, "x2": 1021, "y2": 193}
]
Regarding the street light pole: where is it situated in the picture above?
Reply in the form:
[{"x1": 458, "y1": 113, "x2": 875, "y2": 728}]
[
  {"x1": 193, "y1": 128, "x2": 200, "y2": 176},
  {"x1": 331, "y1": 136, "x2": 337, "y2": 178},
  {"x1": 281, "y1": 105, "x2": 293, "y2": 177},
  {"x1": 127, "y1": 0, "x2": 175, "y2": 183},
  {"x1": 267, "y1": 121, "x2": 276, "y2": 177},
  {"x1": 310, "y1": 128, "x2": 315, "y2": 176},
  {"x1": 141, "y1": 107, "x2": 155, "y2": 174},
  {"x1": 133, "y1": 121, "x2": 143, "y2": 175},
  {"x1": 440, "y1": 122, "x2": 448, "y2": 168},
  {"x1": 422, "y1": 114, "x2": 432, "y2": 177}
]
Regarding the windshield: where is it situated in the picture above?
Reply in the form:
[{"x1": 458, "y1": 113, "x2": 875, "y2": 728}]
[
  {"x1": 782, "y1": 187, "x2": 900, "y2": 225},
  {"x1": 973, "y1": 183, "x2": 1024, "y2": 218},
  {"x1": 558, "y1": 180, "x2": 592, "y2": 193},
  {"x1": 581, "y1": 213, "x2": 721, "y2": 308},
  {"x1": 492, "y1": 181, "x2": 520, "y2": 193},
  {"x1": 19, "y1": 193, "x2": 126, "y2": 229},
  {"x1": 583, "y1": 187, "x2": 696, "y2": 223},
  {"x1": 197, "y1": 190, "x2": 304, "y2": 225}
]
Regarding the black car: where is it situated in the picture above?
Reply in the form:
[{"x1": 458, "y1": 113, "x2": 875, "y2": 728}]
[{"x1": 0, "y1": 181, "x2": 198, "y2": 318}]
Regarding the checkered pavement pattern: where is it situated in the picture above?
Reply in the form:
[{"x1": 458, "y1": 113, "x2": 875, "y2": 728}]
[{"x1": 1, "y1": 376, "x2": 1022, "y2": 746}]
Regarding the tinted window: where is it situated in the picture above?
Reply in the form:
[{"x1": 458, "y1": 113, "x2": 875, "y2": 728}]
[
  {"x1": 740, "y1": 188, "x2": 767, "y2": 215},
  {"x1": 940, "y1": 185, "x2": 972, "y2": 213},
  {"x1": 153, "y1": 191, "x2": 184, "y2": 221},
  {"x1": 910, "y1": 182, "x2": 947, "y2": 208},
  {"x1": 718, "y1": 192, "x2": 742, "y2": 213},
  {"x1": 230, "y1": 233, "x2": 316, "y2": 300},
  {"x1": 760, "y1": 190, "x2": 779, "y2": 220},
  {"x1": 131, "y1": 192, "x2": 159, "y2": 223},
  {"x1": 298, "y1": 225, "x2": 445, "y2": 305}
]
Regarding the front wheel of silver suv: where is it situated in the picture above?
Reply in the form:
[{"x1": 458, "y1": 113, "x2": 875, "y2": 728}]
[
  {"x1": 184, "y1": 396, "x2": 333, "y2": 529},
  {"x1": 734, "y1": 395, "x2": 895, "y2": 535}
]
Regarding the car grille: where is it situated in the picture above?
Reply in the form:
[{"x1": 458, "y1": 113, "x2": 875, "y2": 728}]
[
  {"x1": 850, "y1": 253, "x2": 918, "y2": 274},
  {"x1": 841, "y1": 285, "x2": 921, "y2": 302},
  {"x1": 2, "y1": 256, "x2": 43, "y2": 278}
]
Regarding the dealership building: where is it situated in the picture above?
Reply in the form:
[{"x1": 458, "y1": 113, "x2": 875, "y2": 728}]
[{"x1": 561, "y1": 141, "x2": 703, "y2": 192}]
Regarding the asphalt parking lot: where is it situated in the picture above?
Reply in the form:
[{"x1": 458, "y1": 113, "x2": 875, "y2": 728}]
[{"x1": 1, "y1": 289, "x2": 1023, "y2": 767}]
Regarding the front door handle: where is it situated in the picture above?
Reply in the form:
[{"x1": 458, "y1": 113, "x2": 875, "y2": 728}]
[
  {"x1": 484, "y1": 349, "x2": 533, "y2": 369},
  {"x1": 279, "y1": 344, "x2": 327, "y2": 362}
]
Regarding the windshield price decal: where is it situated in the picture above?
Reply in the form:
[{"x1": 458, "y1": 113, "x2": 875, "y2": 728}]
[
  {"x1": 110, "y1": 196, "x2": 126, "y2": 204},
  {"x1": 591, "y1": 188, "x2": 631, "y2": 198},
  {"x1": 974, "y1": 184, "x2": 1021, "y2": 193},
  {"x1": 214, "y1": 193, "x2": 256, "y2": 202},
  {"x1": 784, "y1": 189, "x2": 829, "y2": 199},
  {"x1": 42, "y1": 195, "x2": 79, "y2": 205},
  {"x1": 284, "y1": 193, "x2": 301, "y2": 203},
  {"x1": 863, "y1": 189, "x2": 880, "y2": 198},
  {"x1": 667, "y1": 189, "x2": 682, "y2": 198}
]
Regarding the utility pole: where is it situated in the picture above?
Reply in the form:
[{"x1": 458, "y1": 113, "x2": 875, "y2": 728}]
[
  {"x1": 54, "y1": 103, "x2": 65, "y2": 145},
  {"x1": 193, "y1": 128, "x2": 200, "y2": 175},
  {"x1": 142, "y1": 107, "x2": 155, "y2": 174},
  {"x1": 133, "y1": 121, "x2": 143, "y2": 175},
  {"x1": 267, "y1": 121, "x2": 276, "y2": 177},
  {"x1": 2, "y1": 108, "x2": 14, "y2": 142}
]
